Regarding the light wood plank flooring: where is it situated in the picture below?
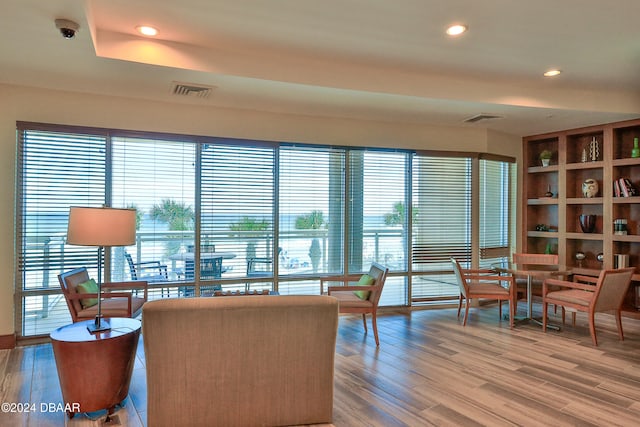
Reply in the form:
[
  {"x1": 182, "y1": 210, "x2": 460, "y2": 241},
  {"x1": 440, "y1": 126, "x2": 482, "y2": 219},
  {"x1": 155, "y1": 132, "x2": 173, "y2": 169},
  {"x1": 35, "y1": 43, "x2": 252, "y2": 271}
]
[{"x1": 2, "y1": 304, "x2": 640, "y2": 426}]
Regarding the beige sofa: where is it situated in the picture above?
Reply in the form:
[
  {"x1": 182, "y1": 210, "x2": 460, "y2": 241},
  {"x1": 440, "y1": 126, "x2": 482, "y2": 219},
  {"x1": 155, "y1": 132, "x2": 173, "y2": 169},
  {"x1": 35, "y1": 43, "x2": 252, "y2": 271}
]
[{"x1": 142, "y1": 295, "x2": 339, "y2": 427}]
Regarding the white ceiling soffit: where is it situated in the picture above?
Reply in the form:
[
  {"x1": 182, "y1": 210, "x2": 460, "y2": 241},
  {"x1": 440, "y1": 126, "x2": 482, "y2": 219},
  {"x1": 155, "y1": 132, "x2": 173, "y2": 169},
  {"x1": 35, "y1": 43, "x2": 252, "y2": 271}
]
[{"x1": 1, "y1": 0, "x2": 640, "y2": 136}]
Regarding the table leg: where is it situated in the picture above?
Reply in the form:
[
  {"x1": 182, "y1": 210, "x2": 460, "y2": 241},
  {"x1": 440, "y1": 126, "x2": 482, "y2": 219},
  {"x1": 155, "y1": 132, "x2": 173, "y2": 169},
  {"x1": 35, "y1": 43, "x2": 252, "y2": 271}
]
[{"x1": 527, "y1": 275, "x2": 533, "y2": 318}]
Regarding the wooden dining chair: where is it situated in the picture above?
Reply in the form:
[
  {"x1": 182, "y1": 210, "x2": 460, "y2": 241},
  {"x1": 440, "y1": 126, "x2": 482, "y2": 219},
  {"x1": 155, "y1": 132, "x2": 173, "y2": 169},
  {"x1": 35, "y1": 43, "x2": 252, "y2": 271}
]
[
  {"x1": 542, "y1": 267, "x2": 634, "y2": 346},
  {"x1": 451, "y1": 258, "x2": 515, "y2": 328},
  {"x1": 322, "y1": 263, "x2": 388, "y2": 346}
]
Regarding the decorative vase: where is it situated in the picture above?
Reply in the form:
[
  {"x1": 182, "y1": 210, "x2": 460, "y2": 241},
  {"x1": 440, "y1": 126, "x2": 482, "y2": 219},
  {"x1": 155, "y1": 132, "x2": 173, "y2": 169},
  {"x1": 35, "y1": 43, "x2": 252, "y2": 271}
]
[
  {"x1": 582, "y1": 179, "x2": 599, "y2": 198},
  {"x1": 579, "y1": 214, "x2": 596, "y2": 233},
  {"x1": 632, "y1": 137, "x2": 640, "y2": 158},
  {"x1": 541, "y1": 158, "x2": 550, "y2": 167}
]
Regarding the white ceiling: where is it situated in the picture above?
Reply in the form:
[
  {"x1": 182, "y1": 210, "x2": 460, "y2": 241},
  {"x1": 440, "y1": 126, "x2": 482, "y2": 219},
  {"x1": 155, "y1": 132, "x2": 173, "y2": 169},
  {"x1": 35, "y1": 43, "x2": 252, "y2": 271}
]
[{"x1": 2, "y1": 0, "x2": 640, "y2": 136}]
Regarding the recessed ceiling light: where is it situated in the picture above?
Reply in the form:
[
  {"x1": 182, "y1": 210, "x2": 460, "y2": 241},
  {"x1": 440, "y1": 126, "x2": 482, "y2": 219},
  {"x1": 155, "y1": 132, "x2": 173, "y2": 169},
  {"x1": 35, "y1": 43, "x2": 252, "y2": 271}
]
[
  {"x1": 544, "y1": 69, "x2": 562, "y2": 77},
  {"x1": 136, "y1": 26, "x2": 158, "y2": 37},
  {"x1": 446, "y1": 24, "x2": 468, "y2": 36}
]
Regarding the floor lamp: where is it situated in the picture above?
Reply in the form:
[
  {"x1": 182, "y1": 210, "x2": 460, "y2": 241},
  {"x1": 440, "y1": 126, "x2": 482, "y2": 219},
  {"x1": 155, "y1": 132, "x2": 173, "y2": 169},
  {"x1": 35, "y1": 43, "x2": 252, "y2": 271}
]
[{"x1": 66, "y1": 206, "x2": 136, "y2": 332}]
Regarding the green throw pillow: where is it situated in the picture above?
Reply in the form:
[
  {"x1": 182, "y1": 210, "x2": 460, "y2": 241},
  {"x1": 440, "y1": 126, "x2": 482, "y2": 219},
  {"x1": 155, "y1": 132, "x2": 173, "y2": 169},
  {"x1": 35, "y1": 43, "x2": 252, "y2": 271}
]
[
  {"x1": 354, "y1": 274, "x2": 375, "y2": 300},
  {"x1": 76, "y1": 279, "x2": 99, "y2": 309}
]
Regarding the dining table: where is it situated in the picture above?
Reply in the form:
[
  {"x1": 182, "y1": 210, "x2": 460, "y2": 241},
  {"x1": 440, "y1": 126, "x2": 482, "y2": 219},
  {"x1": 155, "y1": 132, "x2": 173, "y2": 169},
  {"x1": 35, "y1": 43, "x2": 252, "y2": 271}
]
[
  {"x1": 168, "y1": 251, "x2": 236, "y2": 279},
  {"x1": 491, "y1": 261, "x2": 572, "y2": 329}
]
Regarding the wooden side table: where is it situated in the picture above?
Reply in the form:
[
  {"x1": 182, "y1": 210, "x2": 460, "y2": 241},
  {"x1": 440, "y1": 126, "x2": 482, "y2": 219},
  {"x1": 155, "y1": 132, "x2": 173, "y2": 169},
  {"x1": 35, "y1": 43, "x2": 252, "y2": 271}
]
[{"x1": 50, "y1": 317, "x2": 141, "y2": 419}]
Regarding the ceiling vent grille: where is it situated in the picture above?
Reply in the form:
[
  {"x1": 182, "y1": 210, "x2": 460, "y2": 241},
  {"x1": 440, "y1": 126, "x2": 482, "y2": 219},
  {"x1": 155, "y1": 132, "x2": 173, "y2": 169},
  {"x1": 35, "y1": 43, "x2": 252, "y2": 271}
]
[
  {"x1": 171, "y1": 82, "x2": 215, "y2": 99},
  {"x1": 464, "y1": 113, "x2": 504, "y2": 123}
]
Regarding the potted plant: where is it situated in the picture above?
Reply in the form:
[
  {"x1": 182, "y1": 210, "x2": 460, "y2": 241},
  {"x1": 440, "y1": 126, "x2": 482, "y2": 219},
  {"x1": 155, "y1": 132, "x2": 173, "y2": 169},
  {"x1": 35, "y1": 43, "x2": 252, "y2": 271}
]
[{"x1": 539, "y1": 149, "x2": 553, "y2": 167}]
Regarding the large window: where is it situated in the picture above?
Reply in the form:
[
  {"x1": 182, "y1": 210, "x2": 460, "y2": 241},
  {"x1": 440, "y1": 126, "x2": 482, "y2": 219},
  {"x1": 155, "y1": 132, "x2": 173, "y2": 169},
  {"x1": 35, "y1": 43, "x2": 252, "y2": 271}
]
[
  {"x1": 16, "y1": 123, "x2": 514, "y2": 336},
  {"x1": 411, "y1": 155, "x2": 472, "y2": 304},
  {"x1": 111, "y1": 136, "x2": 196, "y2": 288},
  {"x1": 479, "y1": 158, "x2": 515, "y2": 268},
  {"x1": 278, "y1": 146, "x2": 345, "y2": 293},
  {"x1": 17, "y1": 128, "x2": 107, "y2": 334},
  {"x1": 348, "y1": 150, "x2": 409, "y2": 306}
]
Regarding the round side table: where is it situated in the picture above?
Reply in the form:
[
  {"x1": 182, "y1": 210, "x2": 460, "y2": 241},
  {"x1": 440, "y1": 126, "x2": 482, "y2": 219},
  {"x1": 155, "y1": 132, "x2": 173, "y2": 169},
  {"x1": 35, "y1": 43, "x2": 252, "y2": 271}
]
[{"x1": 50, "y1": 317, "x2": 141, "y2": 418}]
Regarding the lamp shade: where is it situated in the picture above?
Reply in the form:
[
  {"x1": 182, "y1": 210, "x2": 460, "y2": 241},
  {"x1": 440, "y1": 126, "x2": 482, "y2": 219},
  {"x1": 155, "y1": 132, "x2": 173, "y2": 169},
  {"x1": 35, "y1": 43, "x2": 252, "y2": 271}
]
[{"x1": 67, "y1": 206, "x2": 136, "y2": 247}]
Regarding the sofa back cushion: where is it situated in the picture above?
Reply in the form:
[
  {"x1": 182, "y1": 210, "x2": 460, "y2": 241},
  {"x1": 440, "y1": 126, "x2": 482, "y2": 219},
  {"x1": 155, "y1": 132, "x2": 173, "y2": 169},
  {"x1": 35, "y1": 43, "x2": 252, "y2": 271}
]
[{"x1": 143, "y1": 295, "x2": 339, "y2": 427}]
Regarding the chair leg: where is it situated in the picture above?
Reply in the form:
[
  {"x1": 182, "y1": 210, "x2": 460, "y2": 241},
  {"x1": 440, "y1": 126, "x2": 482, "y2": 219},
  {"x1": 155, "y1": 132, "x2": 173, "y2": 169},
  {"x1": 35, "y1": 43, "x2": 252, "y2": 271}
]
[
  {"x1": 542, "y1": 301, "x2": 548, "y2": 332},
  {"x1": 457, "y1": 294, "x2": 463, "y2": 318},
  {"x1": 615, "y1": 310, "x2": 624, "y2": 341},
  {"x1": 588, "y1": 311, "x2": 598, "y2": 346},
  {"x1": 371, "y1": 311, "x2": 380, "y2": 346},
  {"x1": 463, "y1": 299, "x2": 470, "y2": 326},
  {"x1": 561, "y1": 307, "x2": 566, "y2": 324},
  {"x1": 498, "y1": 300, "x2": 502, "y2": 320},
  {"x1": 509, "y1": 300, "x2": 515, "y2": 329},
  {"x1": 572, "y1": 312, "x2": 576, "y2": 326},
  {"x1": 362, "y1": 313, "x2": 368, "y2": 333}
]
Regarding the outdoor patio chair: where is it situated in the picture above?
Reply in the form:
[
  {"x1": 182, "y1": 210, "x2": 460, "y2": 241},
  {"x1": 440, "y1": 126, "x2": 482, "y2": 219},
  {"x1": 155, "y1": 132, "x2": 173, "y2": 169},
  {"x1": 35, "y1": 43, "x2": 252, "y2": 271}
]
[{"x1": 125, "y1": 252, "x2": 170, "y2": 297}]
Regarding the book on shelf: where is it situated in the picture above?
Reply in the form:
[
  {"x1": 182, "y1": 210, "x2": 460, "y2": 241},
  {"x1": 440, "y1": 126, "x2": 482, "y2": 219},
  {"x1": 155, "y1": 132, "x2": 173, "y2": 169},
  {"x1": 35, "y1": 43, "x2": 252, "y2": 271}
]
[{"x1": 614, "y1": 177, "x2": 638, "y2": 197}]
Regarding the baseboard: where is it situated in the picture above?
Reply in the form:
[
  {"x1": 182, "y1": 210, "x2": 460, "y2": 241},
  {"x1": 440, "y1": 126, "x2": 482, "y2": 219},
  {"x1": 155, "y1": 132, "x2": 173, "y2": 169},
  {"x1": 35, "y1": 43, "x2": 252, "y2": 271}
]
[{"x1": 0, "y1": 333, "x2": 16, "y2": 349}]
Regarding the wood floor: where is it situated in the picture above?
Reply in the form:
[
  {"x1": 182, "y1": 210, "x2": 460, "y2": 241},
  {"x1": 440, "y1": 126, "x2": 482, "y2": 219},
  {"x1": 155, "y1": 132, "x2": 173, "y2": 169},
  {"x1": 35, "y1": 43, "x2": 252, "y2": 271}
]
[{"x1": 2, "y1": 303, "x2": 640, "y2": 426}]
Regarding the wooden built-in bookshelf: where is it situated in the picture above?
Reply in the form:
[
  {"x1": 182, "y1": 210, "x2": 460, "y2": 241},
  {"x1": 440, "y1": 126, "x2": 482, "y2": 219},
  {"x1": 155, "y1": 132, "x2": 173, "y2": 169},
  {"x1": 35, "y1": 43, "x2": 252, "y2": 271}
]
[{"x1": 523, "y1": 118, "x2": 640, "y2": 317}]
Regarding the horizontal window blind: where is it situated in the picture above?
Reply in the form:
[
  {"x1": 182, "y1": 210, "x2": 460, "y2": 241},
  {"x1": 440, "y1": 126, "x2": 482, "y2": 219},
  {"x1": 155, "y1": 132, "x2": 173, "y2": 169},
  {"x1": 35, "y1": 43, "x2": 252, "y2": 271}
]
[
  {"x1": 348, "y1": 150, "x2": 408, "y2": 305},
  {"x1": 479, "y1": 159, "x2": 513, "y2": 268},
  {"x1": 17, "y1": 128, "x2": 106, "y2": 335},
  {"x1": 18, "y1": 129, "x2": 106, "y2": 284},
  {"x1": 411, "y1": 155, "x2": 471, "y2": 301},
  {"x1": 412, "y1": 155, "x2": 472, "y2": 268},
  {"x1": 201, "y1": 143, "x2": 274, "y2": 288},
  {"x1": 278, "y1": 146, "x2": 345, "y2": 282},
  {"x1": 111, "y1": 136, "x2": 196, "y2": 286}
]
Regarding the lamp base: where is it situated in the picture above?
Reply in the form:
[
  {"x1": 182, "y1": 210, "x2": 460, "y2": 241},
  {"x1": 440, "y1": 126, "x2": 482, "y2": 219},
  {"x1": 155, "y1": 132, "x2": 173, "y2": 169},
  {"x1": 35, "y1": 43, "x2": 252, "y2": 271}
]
[{"x1": 87, "y1": 316, "x2": 111, "y2": 333}]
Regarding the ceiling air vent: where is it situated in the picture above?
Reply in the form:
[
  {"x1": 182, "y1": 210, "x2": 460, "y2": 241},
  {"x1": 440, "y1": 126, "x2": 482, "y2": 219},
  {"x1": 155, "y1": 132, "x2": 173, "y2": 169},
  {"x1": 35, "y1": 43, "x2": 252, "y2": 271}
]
[
  {"x1": 171, "y1": 82, "x2": 215, "y2": 99},
  {"x1": 464, "y1": 113, "x2": 504, "y2": 124}
]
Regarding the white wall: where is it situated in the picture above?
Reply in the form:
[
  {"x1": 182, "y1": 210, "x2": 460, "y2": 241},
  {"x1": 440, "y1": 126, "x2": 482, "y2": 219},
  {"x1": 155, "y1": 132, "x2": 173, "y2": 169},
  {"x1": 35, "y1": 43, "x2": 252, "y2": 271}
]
[{"x1": 0, "y1": 83, "x2": 521, "y2": 338}]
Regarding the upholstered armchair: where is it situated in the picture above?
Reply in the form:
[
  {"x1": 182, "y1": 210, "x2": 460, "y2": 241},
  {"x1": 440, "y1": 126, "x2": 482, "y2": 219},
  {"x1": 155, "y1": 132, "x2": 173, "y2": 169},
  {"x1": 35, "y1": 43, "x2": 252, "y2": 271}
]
[
  {"x1": 542, "y1": 267, "x2": 634, "y2": 346},
  {"x1": 57, "y1": 267, "x2": 147, "y2": 323}
]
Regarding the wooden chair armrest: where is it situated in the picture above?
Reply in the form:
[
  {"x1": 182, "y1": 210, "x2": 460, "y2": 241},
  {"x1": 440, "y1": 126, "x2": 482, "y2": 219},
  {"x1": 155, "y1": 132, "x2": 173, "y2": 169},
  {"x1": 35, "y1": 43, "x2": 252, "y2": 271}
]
[
  {"x1": 327, "y1": 284, "x2": 376, "y2": 294},
  {"x1": 464, "y1": 274, "x2": 513, "y2": 284},
  {"x1": 101, "y1": 292, "x2": 134, "y2": 299},
  {"x1": 543, "y1": 278, "x2": 595, "y2": 294},
  {"x1": 66, "y1": 293, "x2": 99, "y2": 300},
  {"x1": 462, "y1": 268, "x2": 494, "y2": 274},
  {"x1": 573, "y1": 274, "x2": 598, "y2": 284},
  {"x1": 320, "y1": 275, "x2": 362, "y2": 293}
]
